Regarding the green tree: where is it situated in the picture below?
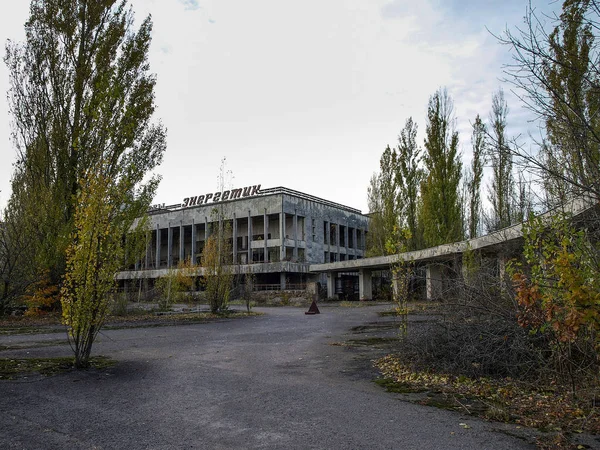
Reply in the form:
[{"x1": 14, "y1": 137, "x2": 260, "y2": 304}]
[
  {"x1": 487, "y1": 88, "x2": 515, "y2": 230},
  {"x1": 201, "y1": 158, "x2": 235, "y2": 313},
  {"x1": 155, "y1": 258, "x2": 197, "y2": 310},
  {"x1": 546, "y1": 0, "x2": 600, "y2": 199},
  {"x1": 61, "y1": 162, "x2": 150, "y2": 368},
  {"x1": 501, "y1": 0, "x2": 600, "y2": 201},
  {"x1": 202, "y1": 214, "x2": 234, "y2": 313},
  {"x1": 366, "y1": 146, "x2": 401, "y2": 256},
  {"x1": 0, "y1": 185, "x2": 42, "y2": 314},
  {"x1": 467, "y1": 115, "x2": 486, "y2": 238},
  {"x1": 511, "y1": 212, "x2": 600, "y2": 389},
  {"x1": 4, "y1": 0, "x2": 166, "y2": 293},
  {"x1": 366, "y1": 173, "x2": 386, "y2": 256},
  {"x1": 420, "y1": 88, "x2": 463, "y2": 247},
  {"x1": 395, "y1": 117, "x2": 423, "y2": 250}
]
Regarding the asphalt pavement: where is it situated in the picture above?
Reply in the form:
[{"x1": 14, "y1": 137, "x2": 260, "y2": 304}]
[{"x1": 0, "y1": 305, "x2": 535, "y2": 449}]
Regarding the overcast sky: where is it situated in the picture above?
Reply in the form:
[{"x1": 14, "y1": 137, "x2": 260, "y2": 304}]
[{"x1": 0, "y1": 0, "x2": 557, "y2": 213}]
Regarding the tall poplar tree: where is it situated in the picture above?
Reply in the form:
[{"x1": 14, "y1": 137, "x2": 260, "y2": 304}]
[
  {"x1": 4, "y1": 0, "x2": 166, "y2": 292},
  {"x1": 487, "y1": 88, "x2": 514, "y2": 230},
  {"x1": 467, "y1": 115, "x2": 486, "y2": 239},
  {"x1": 420, "y1": 88, "x2": 463, "y2": 247},
  {"x1": 395, "y1": 117, "x2": 423, "y2": 250},
  {"x1": 366, "y1": 146, "x2": 400, "y2": 256},
  {"x1": 546, "y1": 0, "x2": 600, "y2": 200},
  {"x1": 501, "y1": 0, "x2": 600, "y2": 200}
]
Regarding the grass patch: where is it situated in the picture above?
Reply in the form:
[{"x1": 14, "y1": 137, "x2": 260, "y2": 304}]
[
  {"x1": 338, "y1": 301, "x2": 384, "y2": 308},
  {"x1": 0, "y1": 326, "x2": 64, "y2": 336},
  {"x1": 374, "y1": 377, "x2": 428, "y2": 394},
  {"x1": 378, "y1": 302, "x2": 443, "y2": 317},
  {"x1": 103, "y1": 310, "x2": 263, "y2": 329},
  {"x1": 374, "y1": 354, "x2": 600, "y2": 435},
  {"x1": 0, "y1": 339, "x2": 69, "y2": 351},
  {"x1": 0, "y1": 356, "x2": 115, "y2": 380},
  {"x1": 0, "y1": 310, "x2": 263, "y2": 334},
  {"x1": 351, "y1": 323, "x2": 399, "y2": 333},
  {"x1": 345, "y1": 337, "x2": 400, "y2": 347}
]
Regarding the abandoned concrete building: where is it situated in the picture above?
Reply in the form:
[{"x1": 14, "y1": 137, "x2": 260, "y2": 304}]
[{"x1": 117, "y1": 186, "x2": 370, "y2": 293}]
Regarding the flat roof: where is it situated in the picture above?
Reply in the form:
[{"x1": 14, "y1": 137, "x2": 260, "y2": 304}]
[{"x1": 149, "y1": 186, "x2": 365, "y2": 216}]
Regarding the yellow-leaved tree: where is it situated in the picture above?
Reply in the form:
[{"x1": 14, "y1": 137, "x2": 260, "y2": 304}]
[{"x1": 61, "y1": 164, "x2": 149, "y2": 368}]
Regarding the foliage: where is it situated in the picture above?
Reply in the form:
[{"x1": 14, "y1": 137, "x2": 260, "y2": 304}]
[
  {"x1": 466, "y1": 115, "x2": 486, "y2": 239},
  {"x1": 20, "y1": 270, "x2": 60, "y2": 315},
  {"x1": 420, "y1": 88, "x2": 463, "y2": 247},
  {"x1": 389, "y1": 228, "x2": 412, "y2": 336},
  {"x1": 242, "y1": 272, "x2": 256, "y2": 313},
  {"x1": 155, "y1": 258, "x2": 197, "y2": 310},
  {"x1": 0, "y1": 356, "x2": 115, "y2": 380},
  {"x1": 61, "y1": 162, "x2": 149, "y2": 368},
  {"x1": 510, "y1": 212, "x2": 600, "y2": 388},
  {"x1": 366, "y1": 146, "x2": 402, "y2": 256},
  {"x1": 500, "y1": 0, "x2": 600, "y2": 201},
  {"x1": 4, "y1": 0, "x2": 166, "y2": 295},
  {"x1": 487, "y1": 88, "x2": 515, "y2": 231},
  {"x1": 376, "y1": 354, "x2": 599, "y2": 434},
  {"x1": 202, "y1": 213, "x2": 234, "y2": 314},
  {"x1": 0, "y1": 205, "x2": 35, "y2": 314},
  {"x1": 396, "y1": 117, "x2": 424, "y2": 250}
]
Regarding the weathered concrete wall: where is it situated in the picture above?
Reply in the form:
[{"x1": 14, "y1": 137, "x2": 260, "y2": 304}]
[{"x1": 281, "y1": 194, "x2": 368, "y2": 265}]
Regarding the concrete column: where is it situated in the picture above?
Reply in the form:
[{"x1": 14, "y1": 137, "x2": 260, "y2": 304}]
[
  {"x1": 344, "y1": 225, "x2": 348, "y2": 251},
  {"x1": 205, "y1": 216, "x2": 209, "y2": 240},
  {"x1": 352, "y1": 228, "x2": 357, "y2": 250},
  {"x1": 167, "y1": 224, "x2": 173, "y2": 268},
  {"x1": 324, "y1": 220, "x2": 329, "y2": 245},
  {"x1": 145, "y1": 231, "x2": 150, "y2": 269},
  {"x1": 392, "y1": 275, "x2": 399, "y2": 300},
  {"x1": 326, "y1": 272, "x2": 336, "y2": 299},
  {"x1": 155, "y1": 224, "x2": 161, "y2": 269},
  {"x1": 264, "y1": 210, "x2": 268, "y2": 262},
  {"x1": 248, "y1": 210, "x2": 252, "y2": 263},
  {"x1": 179, "y1": 222, "x2": 184, "y2": 264},
  {"x1": 359, "y1": 269, "x2": 372, "y2": 301},
  {"x1": 426, "y1": 264, "x2": 443, "y2": 300},
  {"x1": 280, "y1": 272, "x2": 286, "y2": 290},
  {"x1": 335, "y1": 223, "x2": 340, "y2": 261},
  {"x1": 280, "y1": 211, "x2": 285, "y2": 261},
  {"x1": 134, "y1": 250, "x2": 140, "y2": 271},
  {"x1": 499, "y1": 256, "x2": 508, "y2": 293},
  {"x1": 191, "y1": 220, "x2": 196, "y2": 265},
  {"x1": 232, "y1": 214, "x2": 237, "y2": 264},
  {"x1": 293, "y1": 210, "x2": 298, "y2": 259}
]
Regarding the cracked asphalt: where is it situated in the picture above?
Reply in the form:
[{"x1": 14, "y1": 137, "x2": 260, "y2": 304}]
[{"x1": 0, "y1": 305, "x2": 536, "y2": 449}]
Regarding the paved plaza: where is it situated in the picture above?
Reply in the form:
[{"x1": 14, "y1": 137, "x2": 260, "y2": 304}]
[{"x1": 0, "y1": 306, "x2": 534, "y2": 449}]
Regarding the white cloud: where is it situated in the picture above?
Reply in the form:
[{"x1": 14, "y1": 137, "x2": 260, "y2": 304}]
[
  {"x1": 180, "y1": 0, "x2": 201, "y2": 11},
  {"x1": 0, "y1": 0, "x2": 558, "y2": 213}
]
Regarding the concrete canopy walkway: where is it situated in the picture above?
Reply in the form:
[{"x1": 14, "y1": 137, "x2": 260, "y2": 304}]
[{"x1": 309, "y1": 196, "x2": 598, "y2": 300}]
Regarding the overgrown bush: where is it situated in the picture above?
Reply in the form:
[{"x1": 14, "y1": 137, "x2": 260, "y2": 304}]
[
  {"x1": 398, "y1": 209, "x2": 600, "y2": 393},
  {"x1": 399, "y1": 263, "x2": 548, "y2": 380},
  {"x1": 510, "y1": 212, "x2": 600, "y2": 391},
  {"x1": 155, "y1": 259, "x2": 197, "y2": 310}
]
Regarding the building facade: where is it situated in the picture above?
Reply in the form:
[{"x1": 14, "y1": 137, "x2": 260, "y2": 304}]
[{"x1": 117, "y1": 186, "x2": 369, "y2": 291}]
